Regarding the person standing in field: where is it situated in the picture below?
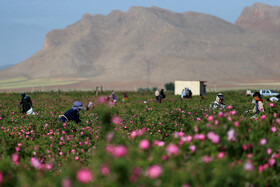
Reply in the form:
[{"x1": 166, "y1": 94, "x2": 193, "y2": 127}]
[
  {"x1": 18, "y1": 93, "x2": 35, "y2": 115},
  {"x1": 210, "y1": 93, "x2": 226, "y2": 109},
  {"x1": 59, "y1": 101, "x2": 87, "y2": 124},
  {"x1": 155, "y1": 89, "x2": 160, "y2": 103},
  {"x1": 252, "y1": 92, "x2": 265, "y2": 114},
  {"x1": 246, "y1": 89, "x2": 252, "y2": 96},
  {"x1": 186, "y1": 88, "x2": 192, "y2": 99},
  {"x1": 181, "y1": 89, "x2": 186, "y2": 99},
  {"x1": 123, "y1": 92, "x2": 128, "y2": 101},
  {"x1": 159, "y1": 89, "x2": 165, "y2": 102}
]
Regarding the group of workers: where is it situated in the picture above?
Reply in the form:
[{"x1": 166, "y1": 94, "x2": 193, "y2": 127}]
[
  {"x1": 17, "y1": 89, "x2": 276, "y2": 124},
  {"x1": 181, "y1": 88, "x2": 192, "y2": 99}
]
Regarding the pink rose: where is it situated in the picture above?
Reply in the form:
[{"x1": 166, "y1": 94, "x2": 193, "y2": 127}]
[
  {"x1": 166, "y1": 143, "x2": 179, "y2": 156},
  {"x1": 218, "y1": 112, "x2": 223, "y2": 118},
  {"x1": 207, "y1": 115, "x2": 213, "y2": 121},
  {"x1": 260, "y1": 115, "x2": 266, "y2": 121},
  {"x1": 227, "y1": 105, "x2": 233, "y2": 110},
  {"x1": 267, "y1": 148, "x2": 272, "y2": 155},
  {"x1": 76, "y1": 168, "x2": 93, "y2": 184},
  {"x1": 189, "y1": 145, "x2": 196, "y2": 153},
  {"x1": 218, "y1": 152, "x2": 225, "y2": 159},
  {"x1": 0, "y1": 172, "x2": 2, "y2": 184},
  {"x1": 111, "y1": 116, "x2": 122, "y2": 125},
  {"x1": 271, "y1": 126, "x2": 277, "y2": 133},
  {"x1": 11, "y1": 153, "x2": 19, "y2": 164},
  {"x1": 139, "y1": 139, "x2": 150, "y2": 150},
  {"x1": 260, "y1": 138, "x2": 267, "y2": 146},
  {"x1": 111, "y1": 145, "x2": 127, "y2": 158},
  {"x1": 268, "y1": 158, "x2": 275, "y2": 166},
  {"x1": 30, "y1": 157, "x2": 41, "y2": 169},
  {"x1": 131, "y1": 131, "x2": 137, "y2": 138},
  {"x1": 147, "y1": 165, "x2": 162, "y2": 179},
  {"x1": 100, "y1": 165, "x2": 110, "y2": 176},
  {"x1": 202, "y1": 156, "x2": 212, "y2": 163},
  {"x1": 244, "y1": 160, "x2": 254, "y2": 171}
]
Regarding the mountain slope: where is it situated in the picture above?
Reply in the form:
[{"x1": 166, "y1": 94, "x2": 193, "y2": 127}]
[
  {"x1": 1, "y1": 5, "x2": 280, "y2": 87},
  {"x1": 236, "y1": 3, "x2": 280, "y2": 33}
]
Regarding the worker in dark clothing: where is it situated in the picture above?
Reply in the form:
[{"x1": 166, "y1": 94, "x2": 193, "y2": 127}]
[
  {"x1": 59, "y1": 101, "x2": 87, "y2": 124},
  {"x1": 18, "y1": 93, "x2": 33, "y2": 113}
]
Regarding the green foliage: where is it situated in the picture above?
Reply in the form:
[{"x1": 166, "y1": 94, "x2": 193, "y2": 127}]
[
  {"x1": 165, "y1": 82, "x2": 174, "y2": 91},
  {"x1": 0, "y1": 90, "x2": 279, "y2": 186}
]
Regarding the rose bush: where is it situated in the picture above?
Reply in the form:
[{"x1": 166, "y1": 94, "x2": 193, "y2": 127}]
[{"x1": 0, "y1": 91, "x2": 279, "y2": 186}]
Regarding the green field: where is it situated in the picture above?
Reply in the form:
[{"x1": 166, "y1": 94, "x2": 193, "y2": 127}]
[
  {"x1": 0, "y1": 91, "x2": 279, "y2": 186},
  {"x1": 0, "y1": 77, "x2": 79, "y2": 89}
]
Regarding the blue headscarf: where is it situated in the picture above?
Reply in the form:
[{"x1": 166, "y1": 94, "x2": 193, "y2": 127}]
[{"x1": 21, "y1": 93, "x2": 28, "y2": 100}]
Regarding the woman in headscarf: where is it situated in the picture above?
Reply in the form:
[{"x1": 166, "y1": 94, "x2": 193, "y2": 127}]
[
  {"x1": 210, "y1": 93, "x2": 226, "y2": 109},
  {"x1": 18, "y1": 93, "x2": 33, "y2": 114},
  {"x1": 59, "y1": 101, "x2": 87, "y2": 124}
]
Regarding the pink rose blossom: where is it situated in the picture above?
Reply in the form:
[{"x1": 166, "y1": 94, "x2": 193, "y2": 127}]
[
  {"x1": 0, "y1": 172, "x2": 2, "y2": 184},
  {"x1": 267, "y1": 148, "x2": 272, "y2": 155},
  {"x1": 139, "y1": 139, "x2": 150, "y2": 150},
  {"x1": 15, "y1": 147, "x2": 20, "y2": 152},
  {"x1": 62, "y1": 178, "x2": 72, "y2": 187},
  {"x1": 131, "y1": 131, "x2": 137, "y2": 138},
  {"x1": 111, "y1": 116, "x2": 122, "y2": 125},
  {"x1": 147, "y1": 165, "x2": 162, "y2": 179},
  {"x1": 244, "y1": 160, "x2": 254, "y2": 171},
  {"x1": 111, "y1": 145, "x2": 127, "y2": 158},
  {"x1": 227, "y1": 129, "x2": 236, "y2": 142},
  {"x1": 76, "y1": 168, "x2": 93, "y2": 184},
  {"x1": 11, "y1": 153, "x2": 19, "y2": 164},
  {"x1": 100, "y1": 165, "x2": 110, "y2": 176},
  {"x1": 97, "y1": 96, "x2": 108, "y2": 105},
  {"x1": 166, "y1": 143, "x2": 179, "y2": 156},
  {"x1": 271, "y1": 126, "x2": 277, "y2": 133},
  {"x1": 202, "y1": 156, "x2": 212, "y2": 163},
  {"x1": 189, "y1": 145, "x2": 196, "y2": 153},
  {"x1": 260, "y1": 138, "x2": 267, "y2": 145},
  {"x1": 218, "y1": 112, "x2": 223, "y2": 118},
  {"x1": 30, "y1": 157, "x2": 41, "y2": 169},
  {"x1": 260, "y1": 115, "x2": 266, "y2": 121},
  {"x1": 106, "y1": 132, "x2": 114, "y2": 143},
  {"x1": 218, "y1": 152, "x2": 225, "y2": 159},
  {"x1": 227, "y1": 105, "x2": 233, "y2": 110},
  {"x1": 207, "y1": 131, "x2": 220, "y2": 144},
  {"x1": 270, "y1": 103, "x2": 274, "y2": 107},
  {"x1": 207, "y1": 115, "x2": 213, "y2": 121},
  {"x1": 268, "y1": 158, "x2": 275, "y2": 166}
]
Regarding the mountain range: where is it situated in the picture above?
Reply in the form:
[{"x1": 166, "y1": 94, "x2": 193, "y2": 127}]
[{"x1": 1, "y1": 3, "x2": 280, "y2": 89}]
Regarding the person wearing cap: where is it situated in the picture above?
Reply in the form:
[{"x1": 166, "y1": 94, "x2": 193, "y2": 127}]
[
  {"x1": 59, "y1": 101, "x2": 87, "y2": 124},
  {"x1": 210, "y1": 93, "x2": 226, "y2": 109},
  {"x1": 18, "y1": 93, "x2": 33, "y2": 114},
  {"x1": 110, "y1": 92, "x2": 117, "y2": 103},
  {"x1": 267, "y1": 94, "x2": 280, "y2": 102}
]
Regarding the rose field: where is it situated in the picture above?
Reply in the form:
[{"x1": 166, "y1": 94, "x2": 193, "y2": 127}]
[{"x1": 0, "y1": 91, "x2": 279, "y2": 186}]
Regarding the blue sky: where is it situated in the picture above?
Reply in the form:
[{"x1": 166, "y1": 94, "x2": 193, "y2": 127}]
[{"x1": 1, "y1": 0, "x2": 280, "y2": 66}]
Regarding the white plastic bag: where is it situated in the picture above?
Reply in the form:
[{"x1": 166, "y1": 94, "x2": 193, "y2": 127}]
[{"x1": 26, "y1": 107, "x2": 35, "y2": 115}]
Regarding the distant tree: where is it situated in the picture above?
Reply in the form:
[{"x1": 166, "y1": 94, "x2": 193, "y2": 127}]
[{"x1": 165, "y1": 82, "x2": 174, "y2": 91}]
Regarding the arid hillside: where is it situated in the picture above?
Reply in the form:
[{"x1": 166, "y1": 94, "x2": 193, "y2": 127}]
[{"x1": 1, "y1": 4, "x2": 280, "y2": 89}]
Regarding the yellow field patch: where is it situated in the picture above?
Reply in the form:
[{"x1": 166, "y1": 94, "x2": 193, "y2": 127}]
[{"x1": 0, "y1": 77, "x2": 80, "y2": 89}]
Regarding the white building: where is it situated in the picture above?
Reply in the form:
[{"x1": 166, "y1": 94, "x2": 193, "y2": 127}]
[{"x1": 175, "y1": 81, "x2": 207, "y2": 96}]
